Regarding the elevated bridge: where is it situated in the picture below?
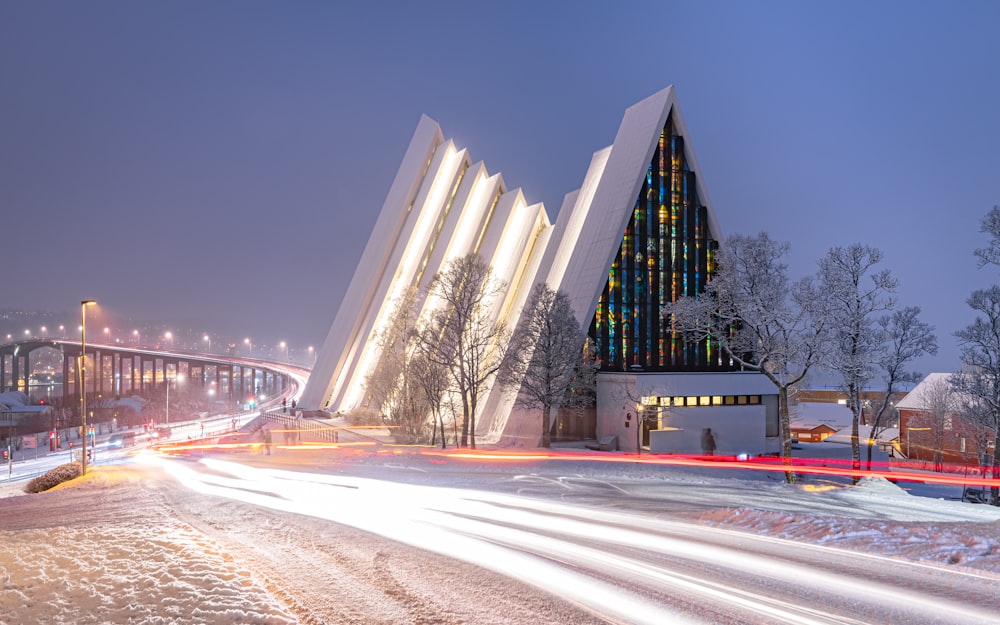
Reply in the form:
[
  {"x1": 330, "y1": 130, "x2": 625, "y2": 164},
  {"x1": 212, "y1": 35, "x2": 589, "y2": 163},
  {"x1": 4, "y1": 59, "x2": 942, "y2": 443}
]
[{"x1": 0, "y1": 339, "x2": 293, "y2": 405}]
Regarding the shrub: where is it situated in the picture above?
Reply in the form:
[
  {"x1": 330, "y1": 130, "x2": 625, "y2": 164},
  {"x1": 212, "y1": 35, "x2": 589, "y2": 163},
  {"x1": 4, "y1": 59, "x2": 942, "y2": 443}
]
[{"x1": 24, "y1": 462, "x2": 83, "y2": 494}]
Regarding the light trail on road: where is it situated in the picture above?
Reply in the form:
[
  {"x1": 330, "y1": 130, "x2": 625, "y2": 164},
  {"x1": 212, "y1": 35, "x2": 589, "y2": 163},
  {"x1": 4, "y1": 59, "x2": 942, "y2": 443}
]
[{"x1": 144, "y1": 455, "x2": 1000, "y2": 624}]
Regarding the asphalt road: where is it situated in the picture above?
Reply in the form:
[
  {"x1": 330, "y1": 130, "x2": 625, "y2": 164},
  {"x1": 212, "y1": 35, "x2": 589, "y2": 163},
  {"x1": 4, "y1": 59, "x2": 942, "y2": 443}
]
[{"x1": 143, "y1": 451, "x2": 1000, "y2": 624}]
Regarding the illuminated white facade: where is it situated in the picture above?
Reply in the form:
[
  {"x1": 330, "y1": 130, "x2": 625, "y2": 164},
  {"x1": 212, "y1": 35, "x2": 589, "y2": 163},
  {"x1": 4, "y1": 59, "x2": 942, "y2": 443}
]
[
  {"x1": 300, "y1": 86, "x2": 776, "y2": 450},
  {"x1": 299, "y1": 114, "x2": 551, "y2": 420}
]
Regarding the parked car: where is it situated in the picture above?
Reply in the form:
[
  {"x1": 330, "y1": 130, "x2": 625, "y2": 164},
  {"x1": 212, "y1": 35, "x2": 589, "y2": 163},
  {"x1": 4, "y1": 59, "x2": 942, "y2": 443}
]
[{"x1": 153, "y1": 426, "x2": 172, "y2": 440}]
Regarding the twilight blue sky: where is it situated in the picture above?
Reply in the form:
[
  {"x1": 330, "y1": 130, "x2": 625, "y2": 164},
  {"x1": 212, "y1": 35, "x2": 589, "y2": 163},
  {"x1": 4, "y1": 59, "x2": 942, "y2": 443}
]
[{"x1": 2, "y1": 1, "x2": 998, "y2": 376}]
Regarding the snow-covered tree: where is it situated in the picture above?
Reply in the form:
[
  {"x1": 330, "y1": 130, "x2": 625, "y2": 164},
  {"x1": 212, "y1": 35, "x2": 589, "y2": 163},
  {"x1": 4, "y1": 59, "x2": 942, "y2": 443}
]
[
  {"x1": 663, "y1": 232, "x2": 825, "y2": 479},
  {"x1": 910, "y1": 375, "x2": 955, "y2": 472},
  {"x1": 818, "y1": 244, "x2": 898, "y2": 480},
  {"x1": 501, "y1": 283, "x2": 596, "y2": 448},
  {"x1": 953, "y1": 206, "x2": 1000, "y2": 505},
  {"x1": 419, "y1": 254, "x2": 508, "y2": 449},
  {"x1": 973, "y1": 205, "x2": 1000, "y2": 267},
  {"x1": 952, "y1": 285, "x2": 1000, "y2": 503},
  {"x1": 865, "y1": 307, "x2": 937, "y2": 469}
]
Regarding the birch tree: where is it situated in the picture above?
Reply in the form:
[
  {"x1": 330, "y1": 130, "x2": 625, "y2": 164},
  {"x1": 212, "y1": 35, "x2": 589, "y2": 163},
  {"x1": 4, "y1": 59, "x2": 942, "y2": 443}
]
[
  {"x1": 818, "y1": 244, "x2": 898, "y2": 481},
  {"x1": 973, "y1": 205, "x2": 1000, "y2": 267},
  {"x1": 502, "y1": 283, "x2": 596, "y2": 447},
  {"x1": 952, "y1": 286, "x2": 1000, "y2": 504},
  {"x1": 912, "y1": 375, "x2": 955, "y2": 472},
  {"x1": 663, "y1": 232, "x2": 825, "y2": 480},
  {"x1": 952, "y1": 206, "x2": 1000, "y2": 504},
  {"x1": 865, "y1": 306, "x2": 937, "y2": 469},
  {"x1": 419, "y1": 254, "x2": 508, "y2": 448}
]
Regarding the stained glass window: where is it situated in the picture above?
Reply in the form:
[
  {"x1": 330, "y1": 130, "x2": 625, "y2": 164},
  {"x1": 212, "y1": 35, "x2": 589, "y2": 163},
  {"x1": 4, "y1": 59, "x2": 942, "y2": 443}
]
[{"x1": 590, "y1": 112, "x2": 733, "y2": 373}]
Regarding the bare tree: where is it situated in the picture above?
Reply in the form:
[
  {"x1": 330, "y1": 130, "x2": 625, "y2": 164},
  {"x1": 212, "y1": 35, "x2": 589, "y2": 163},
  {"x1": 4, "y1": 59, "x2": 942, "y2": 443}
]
[
  {"x1": 864, "y1": 307, "x2": 938, "y2": 469},
  {"x1": 974, "y1": 205, "x2": 1000, "y2": 267},
  {"x1": 419, "y1": 254, "x2": 509, "y2": 448},
  {"x1": 952, "y1": 286, "x2": 1000, "y2": 504},
  {"x1": 364, "y1": 290, "x2": 412, "y2": 416},
  {"x1": 501, "y1": 283, "x2": 595, "y2": 447},
  {"x1": 911, "y1": 375, "x2": 955, "y2": 472},
  {"x1": 663, "y1": 232, "x2": 825, "y2": 480},
  {"x1": 409, "y1": 349, "x2": 451, "y2": 448},
  {"x1": 953, "y1": 206, "x2": 1000, "y2": 504},
  {"x1": 363, "y1": 287, "x2": 432, "y2": 443},
  {"x1": 818, "y1": 244, "x2": 897, "y2": 481}
]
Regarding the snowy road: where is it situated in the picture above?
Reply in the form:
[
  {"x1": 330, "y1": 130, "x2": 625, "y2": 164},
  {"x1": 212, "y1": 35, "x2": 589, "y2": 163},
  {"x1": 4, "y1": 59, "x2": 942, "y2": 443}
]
[{"x1": 143, "y1": 453, "x2": 1000, "y2": 625}]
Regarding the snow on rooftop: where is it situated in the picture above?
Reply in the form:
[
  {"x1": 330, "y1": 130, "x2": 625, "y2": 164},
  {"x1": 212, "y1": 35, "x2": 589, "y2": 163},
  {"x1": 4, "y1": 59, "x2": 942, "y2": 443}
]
[{"x1": 790, "y1": 401, "x2": 853, "y2": 429}]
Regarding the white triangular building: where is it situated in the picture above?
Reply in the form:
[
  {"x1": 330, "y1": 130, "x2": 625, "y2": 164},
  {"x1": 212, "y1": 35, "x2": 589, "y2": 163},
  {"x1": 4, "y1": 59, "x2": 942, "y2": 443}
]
[{"x1": 300, "y1": 86, "x2": 780, "y2": 454}]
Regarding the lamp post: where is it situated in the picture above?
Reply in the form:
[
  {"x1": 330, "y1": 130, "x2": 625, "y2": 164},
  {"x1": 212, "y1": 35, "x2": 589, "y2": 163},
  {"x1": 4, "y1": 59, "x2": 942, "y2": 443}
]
[
  {"x1": 80, "y1": 299, "x2": 96, "y2": 475},
  {"x1": 244, "y1": 338, "x2": 252, "y2": 355},
  {"x1": 279, "y1": 341, "x2": 287, "y2": 361},
  {"x1": 203, "y1": 334, "x2": 211, "y2": 352}
]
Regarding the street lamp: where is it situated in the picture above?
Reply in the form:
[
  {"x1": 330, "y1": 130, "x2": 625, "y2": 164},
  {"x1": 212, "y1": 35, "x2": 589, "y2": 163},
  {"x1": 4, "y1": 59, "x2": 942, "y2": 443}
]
[
  {"x1": 244, "y1": 338, "x2": 251, "y2": 355},
  {"x1": 203, "y1": 334, "x2": 211, "y2": 352},
  {"x1": 104, "y1": 327, "x2": 110, "y2": 343},
  {"x1": 80, "y1": 299, "x2": 96, "y2": 476},
  {"x1": 279, "y1": 341, "x2": 287, "y2": 361}
]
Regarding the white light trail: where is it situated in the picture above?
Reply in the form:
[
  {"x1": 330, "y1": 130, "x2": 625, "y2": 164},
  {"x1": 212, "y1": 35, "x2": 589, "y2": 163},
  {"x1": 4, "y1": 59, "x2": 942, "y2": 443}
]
[{"x1": 146, "y1": 456, "x2": 1000, "y2": 625}]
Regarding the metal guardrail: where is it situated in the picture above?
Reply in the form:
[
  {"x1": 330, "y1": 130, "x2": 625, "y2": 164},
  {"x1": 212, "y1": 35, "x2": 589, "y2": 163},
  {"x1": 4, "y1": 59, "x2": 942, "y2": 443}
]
[{"x1": 260, "y1": 410, "x2": 343, "y2": 443}]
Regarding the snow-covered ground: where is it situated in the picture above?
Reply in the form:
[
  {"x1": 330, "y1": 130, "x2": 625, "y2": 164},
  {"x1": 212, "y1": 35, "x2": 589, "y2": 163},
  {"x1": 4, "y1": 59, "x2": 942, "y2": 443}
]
[{"x1": 1, "y1": 447, "x2": 998, "y2": 624}]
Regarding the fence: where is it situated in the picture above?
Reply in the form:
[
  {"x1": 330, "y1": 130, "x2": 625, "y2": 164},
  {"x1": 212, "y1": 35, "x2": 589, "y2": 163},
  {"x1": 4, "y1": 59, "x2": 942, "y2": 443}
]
[{"x1": 260, "y1": 410, "x2": 341, "y2": 444}]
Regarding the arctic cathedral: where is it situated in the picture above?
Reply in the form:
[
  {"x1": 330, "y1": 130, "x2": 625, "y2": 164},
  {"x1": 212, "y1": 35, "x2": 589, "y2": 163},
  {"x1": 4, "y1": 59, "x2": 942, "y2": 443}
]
[{"x1": 300, "y1": 86, "x2": 779, "y2": 455}]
